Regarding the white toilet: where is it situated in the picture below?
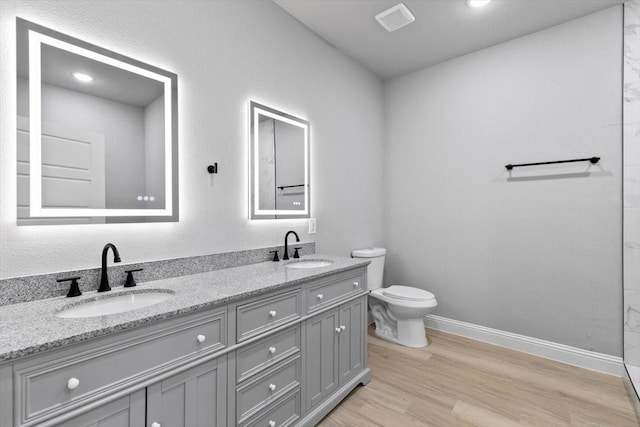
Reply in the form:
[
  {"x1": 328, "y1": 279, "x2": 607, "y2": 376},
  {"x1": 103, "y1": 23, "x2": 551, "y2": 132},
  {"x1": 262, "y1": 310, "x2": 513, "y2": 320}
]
[{"x1": 352, "y1": 247, "x2": 437, "y2": 348}]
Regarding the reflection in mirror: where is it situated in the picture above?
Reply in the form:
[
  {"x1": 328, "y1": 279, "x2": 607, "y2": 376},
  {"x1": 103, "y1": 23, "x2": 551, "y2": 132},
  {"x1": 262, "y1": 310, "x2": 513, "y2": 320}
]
[
  {"x1": 16, "y1": 18, "x2": 178, "y2": 225},
  {"x1": 250, "y1": 101, "x2": 310, "y2": 219}
]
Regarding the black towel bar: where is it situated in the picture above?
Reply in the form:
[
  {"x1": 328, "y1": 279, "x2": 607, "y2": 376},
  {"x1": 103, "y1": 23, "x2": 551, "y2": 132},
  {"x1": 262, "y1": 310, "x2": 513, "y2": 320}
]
[
  {"x1": 277, "y1": 184, "x2": 305, "y2": 190},
  {"x1": 505, "y1": 157, "x2": 600, "y2": 171}
]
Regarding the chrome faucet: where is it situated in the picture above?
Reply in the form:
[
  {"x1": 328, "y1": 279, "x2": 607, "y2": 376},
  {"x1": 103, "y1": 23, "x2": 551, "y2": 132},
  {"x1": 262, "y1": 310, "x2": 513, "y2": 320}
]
[
  {"x1": 98, "y1": 243, "x2": 121, "y2": 292},
  {"x1": 283, "y1": 230, "x2": 300, "y2": 260}
]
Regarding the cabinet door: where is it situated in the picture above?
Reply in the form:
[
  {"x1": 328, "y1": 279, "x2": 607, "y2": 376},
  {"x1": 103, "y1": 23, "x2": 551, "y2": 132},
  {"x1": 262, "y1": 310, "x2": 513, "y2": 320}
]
[
  {"x1": 58, "y1": 390, "x2": 145, "y2": 427},
  {"x1": 305, "y1": 307, "x2": 339, "y2": 409},
  {"x1": 146, "y1": 357, "x2": 227, "y2": 427},
  {"x1": 338, "y1": 297, "x2": 365, "y2": 385}
]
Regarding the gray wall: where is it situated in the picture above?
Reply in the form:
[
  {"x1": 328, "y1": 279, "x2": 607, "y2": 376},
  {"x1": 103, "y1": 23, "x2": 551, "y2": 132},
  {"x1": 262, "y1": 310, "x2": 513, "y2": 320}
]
[
  {"x1": 0, "y1": 0, "x2": 384, "y2": 277},
  {"x1": 383, "y1": 7, "x2": 623, "y2": 356}
]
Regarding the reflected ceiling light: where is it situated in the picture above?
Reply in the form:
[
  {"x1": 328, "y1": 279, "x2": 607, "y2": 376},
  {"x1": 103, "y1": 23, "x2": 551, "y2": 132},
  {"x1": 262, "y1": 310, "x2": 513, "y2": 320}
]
[
  {"x1": 375, "y1": 3, "x2": 415, "y2": 32},
  {"x1": 466, "y1": 0, "x2": 492, "y2": 8},
  {"x1": 71, "y1": 72, "x2": 93, "y2": 82}
]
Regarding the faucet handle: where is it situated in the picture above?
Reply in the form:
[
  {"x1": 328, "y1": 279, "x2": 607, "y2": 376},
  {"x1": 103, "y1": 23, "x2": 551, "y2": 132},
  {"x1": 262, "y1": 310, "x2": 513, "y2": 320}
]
[
  {"x1": 57, "y1": 277, "x2": 82, "y2": 298},
  {"x1": 270, "y1": 250, "x2": 280, "y2": 262},
  {"x1": 124, "y1": 268, "x2": 143, "y2": 288},
  {"x1": 293, "y1": 247, "x2": 302, "y2": 259}
]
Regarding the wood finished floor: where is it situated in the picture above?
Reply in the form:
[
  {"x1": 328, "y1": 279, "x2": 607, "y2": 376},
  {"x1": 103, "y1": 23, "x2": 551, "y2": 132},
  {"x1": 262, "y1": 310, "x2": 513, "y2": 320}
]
[{"x1": 318, "y1": 326, "x2": 639, "y2": 427}]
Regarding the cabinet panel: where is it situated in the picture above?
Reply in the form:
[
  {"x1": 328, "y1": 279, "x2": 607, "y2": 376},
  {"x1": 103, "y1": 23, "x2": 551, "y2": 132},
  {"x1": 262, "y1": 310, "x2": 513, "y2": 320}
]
[
  {"x1": 339, "y1": 298, "x2": 365, "y2": 384},
  {"x1": 236, "y1": 356, "x2": 300, "y2": 423},
  {"x1": 237, "y1": 289, "x2": 301, "y2": 342},
  {"x1": 306, "y1": 274, "x2": 363, "y2": 314},
  {"x1": 146, "y1": 357, "x2": 227, "y2": 427},
  {"x1": 305, "y1": 308, "x2": 339, "y2": 409},
  {"x1": 57, "y1": 390, "x2": 145, "y2": 427},
  {"x1": 241, "y1": 388, "x2": 300, "y2": 427},
  {"x1": 236, "y1": 324, "x2": 300, "y2": 383}
]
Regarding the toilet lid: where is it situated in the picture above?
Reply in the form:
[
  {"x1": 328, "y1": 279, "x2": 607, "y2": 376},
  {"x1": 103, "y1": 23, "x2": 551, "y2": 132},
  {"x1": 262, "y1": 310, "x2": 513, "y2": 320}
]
[{"x1": 383, "y1": 285, "x2": 435, "y2": 302}]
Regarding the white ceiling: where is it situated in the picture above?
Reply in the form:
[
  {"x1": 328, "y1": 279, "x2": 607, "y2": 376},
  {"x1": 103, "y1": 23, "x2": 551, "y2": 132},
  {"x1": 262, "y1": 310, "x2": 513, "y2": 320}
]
[{"x1": 273, "y1": 0, "x2": 623, "y2": 80}]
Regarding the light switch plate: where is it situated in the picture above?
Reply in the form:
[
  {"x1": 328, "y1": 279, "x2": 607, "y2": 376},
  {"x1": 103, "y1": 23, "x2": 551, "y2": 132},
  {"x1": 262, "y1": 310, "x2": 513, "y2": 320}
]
[{"x1": 308, "y1": 218, "x2": 316, "y2": 234}]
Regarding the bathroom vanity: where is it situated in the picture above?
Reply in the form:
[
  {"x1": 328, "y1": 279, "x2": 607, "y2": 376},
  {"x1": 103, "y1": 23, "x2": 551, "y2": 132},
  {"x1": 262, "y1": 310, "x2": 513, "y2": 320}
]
[{"x1": 0, "y1": 256, "x2": 370, "y2": 427}]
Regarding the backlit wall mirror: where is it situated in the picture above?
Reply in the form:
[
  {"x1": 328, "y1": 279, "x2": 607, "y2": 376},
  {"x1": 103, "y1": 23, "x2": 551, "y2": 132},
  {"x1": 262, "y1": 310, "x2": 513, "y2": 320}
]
[
  {"x1": 16, "y1": 18, "x2": 178, "y2": 225},
  {"x1": 249, "y1": 101, "x2": 310, "y2": 220}
]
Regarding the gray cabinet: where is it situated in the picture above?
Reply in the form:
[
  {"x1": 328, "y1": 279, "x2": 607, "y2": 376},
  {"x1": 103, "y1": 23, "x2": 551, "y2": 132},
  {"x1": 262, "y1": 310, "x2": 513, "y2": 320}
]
[
  {"x1": 305, "y1": 308, "x2": 340, "y2": 409},
  {"x1": 9, "y1": 307, "x2": 226, "y2": 427},
  {"x1": 4, "y1": 266, "x2": 370, "y2": 427},
  {"x1": 338, "y1": 298, "x2": 365, "y2": 385},
  {"x1": 231, "y1": 290, "x2": 304, "y2": 426},
  {"x1": 58, "y1": 359, "x2": 227, "y2": 427},
  {"x1": 57, "y1": 391, "x2": 145, "y2": 427},
  {"x1": 305, "y1": 296, "x2": 366, "y2": 412},
  {"x1": 147, "y1": 357, "x2": 227, "y2": 427}
]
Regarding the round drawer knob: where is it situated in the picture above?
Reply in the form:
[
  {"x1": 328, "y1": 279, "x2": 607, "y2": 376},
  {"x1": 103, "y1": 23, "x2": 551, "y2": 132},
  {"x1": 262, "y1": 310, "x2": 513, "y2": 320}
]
[
  {"x1": 269, "y1": 346, "x2": 277, "y2": 354},
  {"x1": 151, "y1": 422, "x2": 161, "y2": 427},
  {"x1": 353, "y1": 281, "x2": 359, "y2": 287},
  {"x1": 67, "y1": 377, "x2": 80, "y2": 390},
  {"x1": 340, "y1": 325, "x2": 346, "y2": 331},
  {"x1": 269, "y1": 383, "x2": 277, "y2": 392},
  {"x1": 269, "y1": 310, "x2": 277, "y2": 318},
  {"x1": 317, "y1": 294, "x2": 323, "y2": 300},
  {"x1": 335, "y1": 327, "x2": 342, "y2": 333},
  {"x1": 268, "y1": 421, "x2": 276, "y2": 427},
  {"x1": 197, "y1": 334, "x2": 206, "y2": 343}
]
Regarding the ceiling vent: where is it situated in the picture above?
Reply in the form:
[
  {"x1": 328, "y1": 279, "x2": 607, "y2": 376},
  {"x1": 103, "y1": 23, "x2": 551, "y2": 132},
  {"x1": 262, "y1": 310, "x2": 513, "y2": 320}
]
[{"x1": 375, "y1": 3, "x2": 415, "y2": 32}]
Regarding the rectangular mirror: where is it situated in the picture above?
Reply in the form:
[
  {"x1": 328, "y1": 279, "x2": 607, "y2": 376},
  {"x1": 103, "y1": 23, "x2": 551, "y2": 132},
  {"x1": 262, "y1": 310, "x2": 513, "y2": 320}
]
[
  {"x1": 16, "y1": 18, "x2": 178, "y2": 225},
  {"x1": 249, "y1": 101, "x2": 310, "y2": 220}
]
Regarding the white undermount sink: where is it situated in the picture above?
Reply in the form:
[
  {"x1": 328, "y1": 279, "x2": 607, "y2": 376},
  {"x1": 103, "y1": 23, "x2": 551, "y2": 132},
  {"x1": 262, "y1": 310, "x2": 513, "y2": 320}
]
[
  {"x1": 57, "y1": 290, "x2": 174, "y2": 318},
  {"x1": 285, "y1": 260, "x2": 333, "y2": 269}
]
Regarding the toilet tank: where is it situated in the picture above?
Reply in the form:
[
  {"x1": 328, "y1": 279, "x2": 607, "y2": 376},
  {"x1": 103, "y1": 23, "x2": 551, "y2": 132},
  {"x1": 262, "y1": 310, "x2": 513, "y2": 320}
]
[{"x1": 351, "y1": 247, "x2": 386, "y2": 291}]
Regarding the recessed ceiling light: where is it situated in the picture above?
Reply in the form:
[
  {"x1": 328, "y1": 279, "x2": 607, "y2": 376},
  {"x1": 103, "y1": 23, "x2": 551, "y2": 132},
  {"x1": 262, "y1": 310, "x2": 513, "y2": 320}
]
[
  {"x1": 375, "y1": 3, "x2": 416, "y2": 33},
  {"x1": 71, "y1": 72, "x2": 93, "y2": 83},
  {"x1": 466, "y1": 0, "x2": 492, "y2": 8}
]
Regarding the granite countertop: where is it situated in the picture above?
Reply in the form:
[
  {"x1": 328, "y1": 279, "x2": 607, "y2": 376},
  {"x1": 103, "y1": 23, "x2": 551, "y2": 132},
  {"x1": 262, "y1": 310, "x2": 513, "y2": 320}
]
[{"x1": 0, "y1": 255, "x2": 369, "y2": 362}]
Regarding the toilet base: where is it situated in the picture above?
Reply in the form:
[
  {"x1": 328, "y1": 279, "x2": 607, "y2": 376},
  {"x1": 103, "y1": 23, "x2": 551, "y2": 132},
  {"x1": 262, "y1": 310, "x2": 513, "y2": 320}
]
[
  {"x1": 397, "y1": 318, "x2": 429, "y2": 347},
  {"x1": 374, "y1": 318, "x2": 429, "y2": 348},
  {"x1": 370, "y1": 301, "x2": 431, "y2": 348}
]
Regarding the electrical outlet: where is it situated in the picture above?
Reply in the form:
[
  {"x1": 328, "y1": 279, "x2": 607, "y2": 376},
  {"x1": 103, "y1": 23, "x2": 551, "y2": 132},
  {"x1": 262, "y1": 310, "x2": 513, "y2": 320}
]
[{"x1": 308, "y1": 218, "x2": 316, "y2": 234}]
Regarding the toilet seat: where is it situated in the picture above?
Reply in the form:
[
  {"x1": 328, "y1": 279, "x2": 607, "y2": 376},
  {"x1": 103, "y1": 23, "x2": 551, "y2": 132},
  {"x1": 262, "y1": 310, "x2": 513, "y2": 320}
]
[{"x1": 383, "y1": 285, "x2": 435, "y2": 302}]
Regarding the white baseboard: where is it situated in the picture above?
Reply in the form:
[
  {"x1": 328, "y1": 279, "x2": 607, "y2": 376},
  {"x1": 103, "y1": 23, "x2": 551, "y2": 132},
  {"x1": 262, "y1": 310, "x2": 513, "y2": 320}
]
[{"x1": 424, "y1": 314, "x2": 624, "y2": 377}]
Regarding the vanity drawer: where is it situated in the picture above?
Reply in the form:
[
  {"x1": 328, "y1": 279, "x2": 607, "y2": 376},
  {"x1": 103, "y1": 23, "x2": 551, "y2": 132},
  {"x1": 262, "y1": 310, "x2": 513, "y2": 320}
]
[
  {"x1": 14, "y1": 309, "x2": 226, "y2": 425},
  {"x1": 306, "y1": 272, "x2": 363, "y2": 313},
  {"x1": 237, "y1": 324, "x2": 300, "y2": 383},
  {"x1": 236, "y1": 355, "x2": 301, "y2": 423},
  {"x1": 240, "y1": 388, "x2": 301, "y2": 427},
  {"x1": 237, "y1": 289, "x2": 301, "y2": 342}
]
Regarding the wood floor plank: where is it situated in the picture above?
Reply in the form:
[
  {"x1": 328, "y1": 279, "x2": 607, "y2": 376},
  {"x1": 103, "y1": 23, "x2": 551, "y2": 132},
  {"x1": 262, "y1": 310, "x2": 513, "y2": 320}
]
[
  {"x1": 451, "y1": 401, "x2": 521, "y2": 427},
  {"x1": 317, "y1": 326, "x2": 639, "y2": 427}
]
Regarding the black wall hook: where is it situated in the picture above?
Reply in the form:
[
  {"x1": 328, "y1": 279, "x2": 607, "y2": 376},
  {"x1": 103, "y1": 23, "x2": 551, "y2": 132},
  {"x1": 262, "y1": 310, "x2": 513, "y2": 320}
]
[{"x1": 207, "y1": 163, "x2": 218, "y2": 174}]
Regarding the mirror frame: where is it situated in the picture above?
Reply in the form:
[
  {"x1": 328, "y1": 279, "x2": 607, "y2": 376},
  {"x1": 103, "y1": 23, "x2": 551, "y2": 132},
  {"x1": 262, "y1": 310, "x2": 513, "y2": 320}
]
[
  {"x1": 16, "y1": 18, "x2": 179, "y2": 222},
  {"x1": 249, "y1": 101, "x2": 310, "y2": 220}
]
